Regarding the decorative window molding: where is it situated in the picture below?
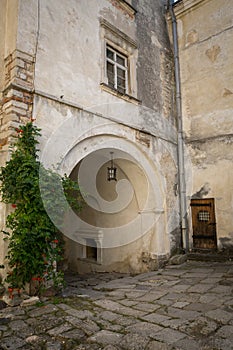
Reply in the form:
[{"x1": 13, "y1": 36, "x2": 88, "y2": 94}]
[
  {"x1": 77, "y1": 229, "x2": 103, "y2": 264},
  {"x1": 100, "y1": 18, "x2": 138, "y2": 100},
  {"x1": 107, "y1": 0, "x2": 137, "y2": 18}
]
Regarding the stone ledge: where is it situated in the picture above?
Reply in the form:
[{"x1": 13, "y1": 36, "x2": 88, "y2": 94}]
[{"x1": 187, "y1": 252, "x2": 233, "y2": 262}]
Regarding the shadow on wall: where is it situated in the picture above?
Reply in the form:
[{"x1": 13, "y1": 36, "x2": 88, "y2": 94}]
[
  {"x1": 191, "y1": 183, "x2": 211, "y2": 199},
  {"x1": 219, "y1": 237, "x2": 233, "y2": 253}
]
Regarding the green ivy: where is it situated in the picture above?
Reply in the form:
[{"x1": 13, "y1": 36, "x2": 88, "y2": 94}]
[{"x1": 0, "y1": 122, "x2": 84, "y2": 293}]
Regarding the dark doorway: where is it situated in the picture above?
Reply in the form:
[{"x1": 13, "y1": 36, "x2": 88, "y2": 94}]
[{"x1": 191, "y1": 198, "x2": 217, "y2": 249}]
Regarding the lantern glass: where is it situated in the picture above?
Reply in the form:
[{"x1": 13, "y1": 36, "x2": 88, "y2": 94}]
[
  {"x1": 107, "y1": 152, "x2": 117, "y2": 181},
  {"x1": 107, "y1": 166, "x2": 117, "y2": 181}
]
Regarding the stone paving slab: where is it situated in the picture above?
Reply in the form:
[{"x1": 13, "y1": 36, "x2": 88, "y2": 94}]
[
  {"x1": 152, "y1": 327, "x2": 187, "y2": 344},
  {"x1": 173, "y1": 336, "x2": 200, "y2": 350},
  {"x1": 118, "y1": 333, "x2": 149, "y2": 350},
  {"x1": 132, "y1": 302, "x2": 161, "y2": 313},
  {"x1": 125, "y1": 321, "x2": 163, "y2": 337},
  {"x1": 179, "y1": 316, "x2": 218, "y2": 336},
  {"x1": 1, "y1": 261, "x2": 233, "y2": 349},
  {"x1": 88, "y1": 330, "x2": 123, "y2": 346},
  {"x1": 205, "y1": 308, "x2": 233, "y2": 324},
  {"x1": 141, "y1": 313, "x2": 171, "y2": 326},
  {"x1": 135, "y1": 291, "x2": 168, "y2": 302},
  {"x1": 1, "y1": 336, "x2": 26, "y2": 349},
  {"x1": 183, "y1": 302, "x2": 216, "y2": 312}
]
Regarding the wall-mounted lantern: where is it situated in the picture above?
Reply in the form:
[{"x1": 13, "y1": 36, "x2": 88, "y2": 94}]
[{"x1": 107, "y1": 151, "x2": 117, "y2": 181}]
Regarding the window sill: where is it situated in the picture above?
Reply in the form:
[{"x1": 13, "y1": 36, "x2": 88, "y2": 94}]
[
  {"x1": 100, "y1": 83, "x2": 141, "y2": 105},
  {"x1": 77, "y1": 258, "x2": 102, "y2": 265}
]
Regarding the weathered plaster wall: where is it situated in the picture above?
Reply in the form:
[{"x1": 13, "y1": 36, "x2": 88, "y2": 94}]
[
  {"x1": 0, "y1": 0, "x2": 178, "y2": 273},
  {"x1": 0, "y1": 0, "x2": 20, "y2": 269},
  {"x1": 34, "y1": 0, "x2": 136, "y2": 108},
  {"x1": 34, "y1": 94, "x2": 176, "y2": 273},
  {"x1": 170, "y1": 0, "x2": 233, "y2": 249},
  {"x1": 133, "y1": 0, "x2": 175, "y2": 120},
  {"x1": 34, "y1": 0, "x2": 176, "y2": 142},
  {"x1": 17, "y1": 0, "x2": 38, "y2": 56},
  {"x1": 0, "y1": 0, "x2": 20, "y2": 158},
  {"x1": 0, "y1": 0, "x2": 35, "y2": 163},
  {"x1": 1, "y1": 0, "x2": 18, "y2": 60},
  {"x1": 0, "y1": 0, "x2": 7, "y2": 95},
  {"x1": 31, "y1": 0, "x2": 178, "y2": 271}
]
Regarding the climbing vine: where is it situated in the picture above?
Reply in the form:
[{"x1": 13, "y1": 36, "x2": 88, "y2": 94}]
[{"x1": 0, "y1": 122, "x2": 84, "y2": 294}]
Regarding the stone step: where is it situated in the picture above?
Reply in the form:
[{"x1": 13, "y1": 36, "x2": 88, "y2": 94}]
[{"x1": 187, "y1": 251, "x2": 233, "y2": 262}]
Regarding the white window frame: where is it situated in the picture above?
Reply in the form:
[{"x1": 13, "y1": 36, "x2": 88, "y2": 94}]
[
  {"x1": 100, "y1": 18, "x2": 138, "y2": 100},
  {"x1": 106, "y1": 44, "x2": 129, "y2": 94}
]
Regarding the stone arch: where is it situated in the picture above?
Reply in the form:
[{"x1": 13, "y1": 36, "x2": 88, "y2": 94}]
[{"x1": 39, "y1": 114, "x2": 170, "y2": 272}]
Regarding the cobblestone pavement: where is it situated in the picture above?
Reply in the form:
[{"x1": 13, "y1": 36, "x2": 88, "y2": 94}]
[{"x1": 1, "y1": 260, "x2": 233, "y2": 350}]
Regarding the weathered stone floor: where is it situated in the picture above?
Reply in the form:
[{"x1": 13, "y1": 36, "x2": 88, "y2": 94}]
[{"x1": 1, "y1": 260, "x2": 233, "y2": 349}]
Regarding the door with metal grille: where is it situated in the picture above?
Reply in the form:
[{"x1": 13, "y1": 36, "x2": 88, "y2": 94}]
[{"x1": 191, "y1": 198, "x2": 217, "y2": 249}]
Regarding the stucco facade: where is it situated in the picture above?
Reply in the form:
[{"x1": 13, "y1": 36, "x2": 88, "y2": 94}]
[
  {"x1": 0, "y1": 0, "x2": 180, "y2": 274},
  {"x1": 1, "y1": 0, "x2": 232, "y2": 275},
  {"x1": 167, "y1": 0, "x2": 233, "y2": 251}
]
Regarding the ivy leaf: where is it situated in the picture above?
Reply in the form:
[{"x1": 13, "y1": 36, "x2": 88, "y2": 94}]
[{"x1": 0, "y1": 122, "x2": 84, "y2": 292}]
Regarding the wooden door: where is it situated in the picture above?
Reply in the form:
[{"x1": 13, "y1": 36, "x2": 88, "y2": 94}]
[{"x1": 191, "y1": 198, "x2": 217, "y2": 249}]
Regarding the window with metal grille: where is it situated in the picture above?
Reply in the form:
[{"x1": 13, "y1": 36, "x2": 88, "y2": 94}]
[
  {"x1": 198, "y1": 210, "x2": 210, "y2": 222},
  {"x1": 106, "y1": 45, "x2": 128, "y2": 94}
]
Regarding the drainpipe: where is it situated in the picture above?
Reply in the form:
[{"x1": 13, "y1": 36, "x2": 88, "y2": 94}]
[{"x1": 168, "y1": 0, "x2": 189, "y2": 252}]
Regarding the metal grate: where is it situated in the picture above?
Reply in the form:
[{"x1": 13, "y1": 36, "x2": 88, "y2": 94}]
[{"x1": 198, "y1": 210, "x2": 210, "y2": 222}]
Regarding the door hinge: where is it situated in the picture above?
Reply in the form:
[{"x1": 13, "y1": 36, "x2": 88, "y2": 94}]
[{"x1": 190, "y1": 203, "x2": 211, "y2": 207}]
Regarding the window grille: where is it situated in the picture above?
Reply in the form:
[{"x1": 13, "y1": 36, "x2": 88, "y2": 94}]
[{"x1": 198, "y1": 211, "x2": 210, "y2": 222}]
